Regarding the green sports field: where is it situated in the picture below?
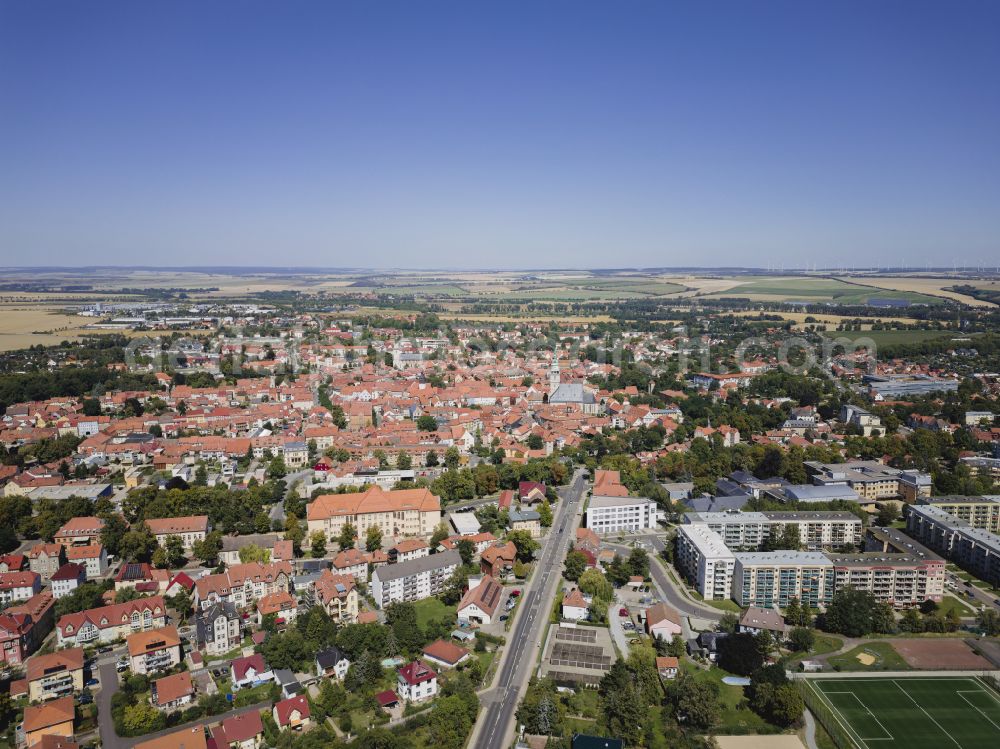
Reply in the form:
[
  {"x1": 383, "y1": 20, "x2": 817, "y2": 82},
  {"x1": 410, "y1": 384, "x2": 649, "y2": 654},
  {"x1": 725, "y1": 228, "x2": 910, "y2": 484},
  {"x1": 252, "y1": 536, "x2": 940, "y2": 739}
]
[{"x1": 806, "y1": 677, "x2": 1000, "y2": 749}]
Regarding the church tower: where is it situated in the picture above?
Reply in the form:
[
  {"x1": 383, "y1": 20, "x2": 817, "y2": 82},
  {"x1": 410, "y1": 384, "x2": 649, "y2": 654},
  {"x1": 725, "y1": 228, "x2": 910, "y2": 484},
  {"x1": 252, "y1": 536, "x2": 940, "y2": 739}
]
[{"x1": 548, "y1": 358, "x2": 561, "y2": 391}]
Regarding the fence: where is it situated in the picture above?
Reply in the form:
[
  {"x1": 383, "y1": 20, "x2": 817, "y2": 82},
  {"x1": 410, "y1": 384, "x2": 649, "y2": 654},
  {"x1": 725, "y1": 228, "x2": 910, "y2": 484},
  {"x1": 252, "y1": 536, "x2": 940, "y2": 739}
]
[{"x1": 795, "y1": 679, "x2": 860, "y2": 749}]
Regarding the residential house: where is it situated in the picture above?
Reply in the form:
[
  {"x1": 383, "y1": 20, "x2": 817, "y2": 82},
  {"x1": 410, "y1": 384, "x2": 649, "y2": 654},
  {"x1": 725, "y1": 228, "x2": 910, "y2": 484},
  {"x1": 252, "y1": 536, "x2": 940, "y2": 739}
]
[
  {"x1": 518, "y1": 481, "x2": 547, "y2": 505},
  {"x1": 738, "y1": 607, "x2": 786, "y2": 637},
  {"x1": 54, "y1": 517, "x2": 105, "y2": 547},
  {"x1": 644, "y1": 603, "x2": 682, "y2": 641},
  {"x1": 457, "y1": 575, "x2": 504, "y2": 625},
  {"x1": 273, "y1": 694, "x2": 311, "y2": 731},
  {"x1": 388, "y1": 538, "x2": 430, "y2": 564},
  {"x1": 152, "y1": 671, "x2": 195, "y2": 711},
  {"x1": 313, "y1": 571, "x2": 359, "y2": 623},
  {"x1": 331, "y1": 548, "x2": 369, "y2": 581},
  {"x1": 22, "y1": 696, "x2": 75, "y2": 747},
  {"x1": 0, "y1": 592, "x2": 54, "y2": 665},
  {"x1": 561, "y1": 589, "x2": 589, "y2": 622},
  {"x1": 256, "y1": 591, "x2": 297, "y2": 626},
  {"x1": 396, "y1": 660, "x2": 438, "y2": 703},
  {"x1": 194, "y1": 561, "x2": 292, "y2": 610},
  {"x1": 480, "y1": 542, "x2": 516, "y2": 578},
  {"x1": 50, "y1": 564, "x2": 85, "y2": 599},
  {"x1": 508, "y1": 509, "x2": 542, "y2": 539},
  {"x1": 64, "y1": 545, "x2": 108, "y2": 579},
  {"x1": 145, "y1": 516, "x2": 211, "y2": 552},
  {"x1": 57, "y1": 596, "x2": 167, "y2": 647},
  {"x1": 0, "y1": 571, "x2": 41, "y2": 604},
  {"x1": 217, "y1": 711, "x2": 264, "y2": 749},
  {"x1": 135, "y1": 727, "x2": 207, "y2": 749},
  {"x1": 231, "y1": 653, "x2": 273, "y2": 690},
  {"x1": 655, "y1": 656, "x2": 679, "y2": 681},
  {"x1": 315, "y1": 646, "x2": 351, "y2": 680},
  {"x1": 127, "y1": 625, "x2": 182, "y2": 675},
  {"x1": 195, "y1": 601, "x2": 241, "y2": 656},
  {"x1": 27, "y1": 544, "x2": 64, "y2": 582},
  {"x1": 26, "y1": 647, "x2": 84, "y2": 702},
  {"x1": 421, "y1": 639, "x2": 471, "y2": 669}
]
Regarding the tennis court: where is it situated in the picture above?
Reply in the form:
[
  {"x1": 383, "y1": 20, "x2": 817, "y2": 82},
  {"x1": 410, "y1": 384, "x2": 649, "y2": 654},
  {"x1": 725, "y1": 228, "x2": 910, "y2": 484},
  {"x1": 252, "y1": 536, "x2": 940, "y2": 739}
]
[{"x1": 806, "y1": 677, "x2": 1000, "y2": 749}]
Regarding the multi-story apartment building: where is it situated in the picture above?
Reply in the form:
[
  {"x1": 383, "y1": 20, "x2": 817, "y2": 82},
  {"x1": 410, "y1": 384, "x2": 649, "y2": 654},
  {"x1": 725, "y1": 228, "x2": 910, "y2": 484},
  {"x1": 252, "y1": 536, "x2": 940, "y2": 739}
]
[
  {"x1": 682, "y1": 511, "x2": 862, "y2": 551},
  {"x1": 827, "y1": 552, "x2": 944, "y2": 605},
  {"x1": 65, "y1": 544, "x2": 108, "y2": 578},
  {"x1": 314, "y1": 571, "x2": 359, "y2": 623},
  {"x1": 803, "y1": 460, "x2": 930, "y2": 501},
  {"x1": 307, "y1": 486, "x2": 442, "y2": 542},
  {"x1": 145, "y1": 515, "x2": 211, "y2": 552},
  {"x1": 371, "y1": 549, "x2": 460, "y2": 609},
  {"x1": 27, "y1": 544, "x2": 64, "y2": 582},
  {"x1": 0, "y1": 592, "x2": 54, "y2": 667},
  {"x1": 906, "y1": 503, "x2": 1000, "y2": 587},
  {"x1": 916, "y1": 496, "x2": 1000, "y2": 533},
  {"x1": 194, "y1": 561, "x2": 293, "y2": 610},
  {"x1": 53, "y1": 516, "x2": 106, "y2": 547},
  {"x1": 0, "y1": 571, "x2": 41, "y2": 605},
  {"x1": 585, "y1": 495, "x2": 660, "y2": 534},
  {"x1": 675, "y1": 524, "x2": 735, "y2": 600},
  {"x1": 26, "y1": 647, "x2": 85, "y2": 702},
  {"x1": 128, "y1": 625, "x2": 182, "y2": 675},
  {"x1": 56, "y1": 596, "x2": 168, "y2": 647},
  {"x1": 733, "y1": 551, "x2": 835, "y2": 609},
  {"x1": 195, "y1": 601, "x2": 241, "y2": 656}
]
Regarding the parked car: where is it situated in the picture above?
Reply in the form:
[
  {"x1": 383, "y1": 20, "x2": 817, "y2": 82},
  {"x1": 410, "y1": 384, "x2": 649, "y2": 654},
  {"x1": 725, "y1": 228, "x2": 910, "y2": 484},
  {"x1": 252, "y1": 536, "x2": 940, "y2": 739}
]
[
  {"x1": 79, "y1": 693, "x2": 94, "y2": 705},
  {"x1": 85, "y1": 677, "x2": 99, "y2": 687},
  {"x1": 499, "y1": 614, "x2": 509, "y2": 622},
  {"x1": 619, "y1": 608, "x2": 628, "y2": 617},
  {"x1": 510, "y1": 590, "x2": 521, "y2": 597}
]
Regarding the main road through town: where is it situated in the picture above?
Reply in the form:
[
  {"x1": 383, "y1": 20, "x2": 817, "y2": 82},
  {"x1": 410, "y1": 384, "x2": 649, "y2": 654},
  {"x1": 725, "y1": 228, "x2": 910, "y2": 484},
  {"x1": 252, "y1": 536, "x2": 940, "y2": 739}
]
[{"x1": 470, "y1": 468, "x2": 589, "y2": 749}]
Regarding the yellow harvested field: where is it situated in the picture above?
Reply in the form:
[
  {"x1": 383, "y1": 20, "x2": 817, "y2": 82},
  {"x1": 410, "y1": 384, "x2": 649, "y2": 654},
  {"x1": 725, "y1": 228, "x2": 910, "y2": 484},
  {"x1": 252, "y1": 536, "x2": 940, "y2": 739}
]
[
  {"x1": 833, "y1": 275, "x2": 997, "y2": 307},
  {"x1": 0, "y1": 308, "x2": 96, "y2": 351},
  {"x1": 728, "y1": 310, "x2": 923, "y2": 330}
]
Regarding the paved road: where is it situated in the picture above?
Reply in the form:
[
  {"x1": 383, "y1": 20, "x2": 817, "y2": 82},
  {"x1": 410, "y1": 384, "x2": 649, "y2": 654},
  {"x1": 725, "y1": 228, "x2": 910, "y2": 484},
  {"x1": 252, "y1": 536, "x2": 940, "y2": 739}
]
[
  {"x1": 470, "y1": 469, "x2": 588, "y2": 749},
  {"x1": 271, "y1": 468, "x2": 312, "y2": 524},
  {"x1": 607, "y1": 536, "x2": 723, "y2": 622}
]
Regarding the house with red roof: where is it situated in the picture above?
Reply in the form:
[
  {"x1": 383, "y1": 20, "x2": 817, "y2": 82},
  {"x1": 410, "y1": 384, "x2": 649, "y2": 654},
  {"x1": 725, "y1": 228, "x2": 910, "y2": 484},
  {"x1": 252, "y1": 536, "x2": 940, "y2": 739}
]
[
  {"x1": 230, "y1": 653, "x2": 272, "y2": 690},
  {"x1": 396, "y1": 660, "x2": 438, "y2": 702},
  {"x1": 216, "y1": 710, "x2": 264, "y2": 749},
  {"x1": 421, "y1": 639, "x2": 470, "y2": 669},
  {"x1": 272, "y1": 694, "x2": 311, "y2": 730}
]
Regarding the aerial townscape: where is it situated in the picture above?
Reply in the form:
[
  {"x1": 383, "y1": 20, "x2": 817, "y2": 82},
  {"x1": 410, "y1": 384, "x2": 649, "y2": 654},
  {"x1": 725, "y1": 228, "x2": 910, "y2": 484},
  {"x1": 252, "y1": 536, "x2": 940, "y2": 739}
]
[{"x1": 2, "y1": 3, "x2": 1000, "y2": 749}]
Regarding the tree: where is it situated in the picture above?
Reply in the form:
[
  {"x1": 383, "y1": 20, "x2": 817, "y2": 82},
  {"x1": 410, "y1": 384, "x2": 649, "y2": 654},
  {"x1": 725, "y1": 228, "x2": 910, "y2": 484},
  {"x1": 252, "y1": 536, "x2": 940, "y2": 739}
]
[
  {"x1": 667, "y1": 633, "x2": 686, "y2": 657},
  {"x1": 526, "y1": 434, "x2": 544, "y2": 450},
  {"x1": 507, "y1": 530, "x2": 539, "y2": 562},
  {"x1": 168, "y1": 589, "x2": 193, "y2": 622},
  {"x1": 578, "y1": 568, "x2": 613, "y2": 601},
  {"x1": 788, "y1": 626, "x2": 815, "y2": 652},
  {"x1": 430, "y1": 522, "x2": 450, "y2": 548},
  {"x1": 668, "y1": 671, "x2": 720, "y2": 730},
  {"x1": 310, "y1": 530, "x2": 327, "y2": 557},
  {"x1": 599, "y1": 660, "x2": 645, "y2": 744},
  {"x1": 121, "y1": 701, "x2": 165, "y2": 735},
  {"x1": 0, "y1": 525, "x2": 18, "y2": 554},
  {"x1": 151, "y1": 546, "x2": 169, "y2": 569},
  {"x1": 516, "y1": 679, "x2": 564, "y2": 736},
  {"x1": 267, "y1": 455, "x2": 287, "y2": 479},
  {"x1": 365, "y1": 524, "x2": 383, "y2": 553},
  {"x1": 784, "y1": 597, "x2": 811, "y2": 627},
  {"x1": 900, "y1": 606, "x2": 925, "y2": 633},
  {"x1": 426, "y1": 450, "x2": 439, "y2": 467},
  {"x1": 444, "y1": 447, "x2": 460, "y2": 470},
  {"x1": 747, "y1": 664, "x2": 803, "y2": 727},
  {"x1": 386, "y1": 601, "x2": 424, "y2": 653},
  {"x1": 537, "y1": 499, "x2": 553, "y2": 527},
  {"x1": 716, "y1": 632, "x2": 766, "y2": 676},
  {"x1": 978, "y1": 607, "x2": 1000, "y2": 636},
  {"x1": 396, "y1": 452, "x2": 412, "y2": 470},
  {"x1": 427, "y1": 694, "x2": 475, "y2": 749},
  {"x1": 876, "y1": 503, "x2": 900, "y2": 526},
  {"x1": 100, "y1": 513, "x2": 130, "y2": 557},
  {"x1": 820, "y1": 587, "x2": 883, "y2": 637},
  {"x1": 191, "y1": 531, "x2": 222, "y2": 566},
  {"x1": 165, "y1": 534, "x2": 186, "y2": 567},
  {"x1": 605, "y1": 553, "x2": 630, "y2": 587},
  {"x1": 627, "y1": 547, "x2": 649, "y2": 579},
  {"x1": 563, "y1": 550, "x2": 588, "y2": 582},
  {"x1": 119, "y1": 524, "x2": 157, "y2": 563},
  {"x1": 456, "y1": 538, "x2": 475, "y2": 567},
  {"x1": 417, "y1": 414, "x2": 438, "y2": 431},
  {"x1": 239, "y1": 544, "x2": 271, "y2": 564},
  {"x1": 718, "y1": 611, "x2": 739, "y2": 634},
  {"x1": 284, "y1": 515, "x2": 306, "y2": 555},
  {"x1": 337, "y1": 522, "x2": 357, "y2": 551}
]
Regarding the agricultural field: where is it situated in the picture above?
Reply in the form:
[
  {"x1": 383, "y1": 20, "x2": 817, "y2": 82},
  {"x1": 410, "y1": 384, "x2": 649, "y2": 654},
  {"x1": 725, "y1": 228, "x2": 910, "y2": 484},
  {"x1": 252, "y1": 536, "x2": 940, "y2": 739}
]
[
  {"x1": 837, "y1": 275, "x2": 1000, "y2": 307},
  {"x1": 805, "y1": 676, "x2": 1000, "y2": 749},
  {"x1": 703, "y1": 277, "x2": 944, "y2": 305},
  {"x1": 820, "y1": 329, "x2": 973, "y2": 347},
  {"x1": 0, "y1": 307, "x2": 96, "y2": 351}
]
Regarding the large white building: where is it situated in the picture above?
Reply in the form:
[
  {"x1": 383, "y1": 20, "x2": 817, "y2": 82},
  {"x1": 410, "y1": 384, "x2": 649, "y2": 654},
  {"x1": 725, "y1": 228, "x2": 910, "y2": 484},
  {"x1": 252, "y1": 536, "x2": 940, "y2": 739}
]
[
  {"x1": 732, "y1": 551, "x2": 835, "y2": 609},
  {"x1": 370, "y1": 549, "x2": 461, "y2": 609},
  {"x1": 675, "y1": 524, "x2": 735, "y2": 600},
  {"x1": 682, "y1": 511, "x2": 862, "y2": 550},
  {"x1": 586, "y1": 495, "x2": 660, "y2": 534}
]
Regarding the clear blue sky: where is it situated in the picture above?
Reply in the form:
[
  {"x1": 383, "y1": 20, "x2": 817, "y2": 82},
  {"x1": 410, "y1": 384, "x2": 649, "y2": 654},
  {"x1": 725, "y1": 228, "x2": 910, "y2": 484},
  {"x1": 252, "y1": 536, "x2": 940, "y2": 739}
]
[{"x1": 1, "y1": 0, "x2": 998, "y2": 269}]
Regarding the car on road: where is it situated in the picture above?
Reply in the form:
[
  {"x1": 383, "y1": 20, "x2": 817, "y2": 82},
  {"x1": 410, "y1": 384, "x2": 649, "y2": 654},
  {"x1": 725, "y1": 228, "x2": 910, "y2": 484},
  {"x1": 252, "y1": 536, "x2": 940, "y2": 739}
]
[
  {"x1": 97, "y1": 646, "x2": 113, "y2": 654},
  {"x1": 619, "y1": 608, "x2": 628, "y2": 617}
]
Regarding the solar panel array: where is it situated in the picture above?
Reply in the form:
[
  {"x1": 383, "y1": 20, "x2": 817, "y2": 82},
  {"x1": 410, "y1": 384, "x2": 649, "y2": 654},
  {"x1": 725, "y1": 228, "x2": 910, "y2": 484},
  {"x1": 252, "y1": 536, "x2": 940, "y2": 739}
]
[
  {"x1": 549, "y1": 642, "x2": 612, "y2": 670},
  {"x1": 555, "y1": 627, "x2": 597, "y2": 643}
]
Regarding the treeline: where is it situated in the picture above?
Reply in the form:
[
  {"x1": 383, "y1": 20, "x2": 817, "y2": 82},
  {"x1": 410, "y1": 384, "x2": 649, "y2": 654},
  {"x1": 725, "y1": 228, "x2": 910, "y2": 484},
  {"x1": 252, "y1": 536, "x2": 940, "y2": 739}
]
[{"x1": 0, "y1": 365, "x2": 160, "y2": 413}]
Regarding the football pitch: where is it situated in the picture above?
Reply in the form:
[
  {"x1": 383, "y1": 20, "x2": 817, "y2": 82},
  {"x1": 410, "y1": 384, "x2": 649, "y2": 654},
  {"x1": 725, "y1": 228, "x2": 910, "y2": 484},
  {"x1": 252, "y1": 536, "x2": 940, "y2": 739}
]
[{"x1": 806, "y1": 677, "x2": 1000, "y2": 749}]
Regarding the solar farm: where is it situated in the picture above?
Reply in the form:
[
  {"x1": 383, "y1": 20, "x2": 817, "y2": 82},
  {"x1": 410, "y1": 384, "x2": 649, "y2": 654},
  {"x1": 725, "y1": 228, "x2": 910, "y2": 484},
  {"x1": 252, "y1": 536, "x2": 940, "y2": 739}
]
[{"x1": 802, "y1": 677, "x2": 1000, "y2": 749}]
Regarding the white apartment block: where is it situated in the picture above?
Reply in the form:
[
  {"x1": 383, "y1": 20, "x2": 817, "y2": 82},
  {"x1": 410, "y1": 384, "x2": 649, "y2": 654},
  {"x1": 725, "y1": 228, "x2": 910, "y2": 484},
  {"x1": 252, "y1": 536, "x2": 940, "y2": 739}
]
[
  {"x1": 675, "y1": 524, "x2": 735, "y2": 600},
  {"x1": 586, "y1": 495, "x2": 660, "y2": 534},
  {"x1": 370, "y1": 549, "x2": 461, "y2": 609},
  {"x1": 827, "y1": 553, "x2": 945, "y2": 605},
  {"x1": 733, "y1": 551, "x2": 835, "y2": 609},
  {"x1": 682, "y1": 511, "x2": 862, "y2": 550}
]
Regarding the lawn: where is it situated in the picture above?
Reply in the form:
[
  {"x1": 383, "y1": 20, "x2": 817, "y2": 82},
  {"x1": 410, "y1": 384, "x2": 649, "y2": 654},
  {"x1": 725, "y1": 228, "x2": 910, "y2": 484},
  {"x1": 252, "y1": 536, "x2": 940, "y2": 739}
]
[
  {"x1": 935, "y1": 595, "x2": 976, "y2": 618},
  {"x1": 786, "y1": 633, "x2": 844, "y2": 663},
  {"x1": 412, "y1": 597, "x2": 456, "y2": 629},
  {"x1": 806, "y1": 676, "x2": 1000, "y2": 749},
  {"x1": 827, "y1": 642, "x2": 911, "y2": 672},
  {"x1": 680, "y1": 663, "x2": 782, "y2": 734},
  {"x1": 689, "y1": 589, "x2": 742, "y2": 612}
]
